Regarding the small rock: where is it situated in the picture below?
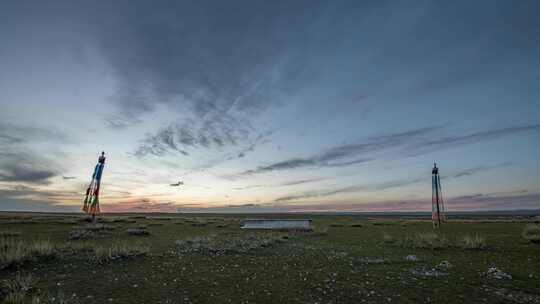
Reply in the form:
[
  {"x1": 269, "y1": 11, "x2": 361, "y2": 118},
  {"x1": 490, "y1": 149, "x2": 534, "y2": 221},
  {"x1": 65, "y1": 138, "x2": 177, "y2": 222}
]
[
  {"x1": 405, "y1": 255, "x2": 418, "y2": 261},
  {"x1": 486, "y1": 266, "x2": 512, "y2": 280},
  {"x1": 437, "y1": 260, "x2": 452, "y2": 269}
]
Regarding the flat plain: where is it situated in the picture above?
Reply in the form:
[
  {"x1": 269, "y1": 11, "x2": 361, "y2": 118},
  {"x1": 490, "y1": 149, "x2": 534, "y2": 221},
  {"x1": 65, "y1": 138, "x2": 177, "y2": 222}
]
[{"x1": 1, "y1": 212, "x2": 539, "y2": 303}]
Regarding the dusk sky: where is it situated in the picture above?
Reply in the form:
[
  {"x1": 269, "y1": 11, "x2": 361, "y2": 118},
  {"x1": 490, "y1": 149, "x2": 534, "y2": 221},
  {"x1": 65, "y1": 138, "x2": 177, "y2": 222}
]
[{"x1": 1, "y1": 0, "x2": 539, "y2": 213}]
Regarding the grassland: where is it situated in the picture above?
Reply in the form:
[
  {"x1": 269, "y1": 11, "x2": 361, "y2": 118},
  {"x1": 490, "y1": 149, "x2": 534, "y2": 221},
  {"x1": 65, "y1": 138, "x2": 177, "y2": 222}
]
[{"x1": 0, "y1": 212, "x2": 539, "y2": 303}]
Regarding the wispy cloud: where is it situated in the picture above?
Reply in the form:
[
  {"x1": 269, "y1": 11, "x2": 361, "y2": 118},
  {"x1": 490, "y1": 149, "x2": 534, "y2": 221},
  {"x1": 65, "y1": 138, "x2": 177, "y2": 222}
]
[
  {"x1": 275, "y1": 177, "x2": 423, "y2": 202},
  {"x1": 273, "y1": 161, "x2": 520, "y2": 203},
  {"x1": 238, "y1": 126, "x2": 438, "y2": 176},
  {"x1": 102, "y1": 199, "x2": 177, "y2": 213},
  {"x1": 415, "y1": 124, "x2": 540, "y2": 154},
  {"x1": 237, "y1": 124, "x2": 540, "y2": 177},
  {"x1": 452, "y1": 162, "x2": 513, "y2": 178},
  {"x1": 234, "y1": 177, "x2": 327, "y2": 190},
  {"x1": 134, "y1": 116, "x2": 252, "y2": 157}
]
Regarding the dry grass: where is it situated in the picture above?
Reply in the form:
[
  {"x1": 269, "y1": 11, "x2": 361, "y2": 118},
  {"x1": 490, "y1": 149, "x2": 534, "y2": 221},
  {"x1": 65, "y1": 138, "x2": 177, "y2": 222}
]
[
  {"x1": 0, "y1": 238, "x2": 56, "y2": 269},
  {"x1": 29, "y1": 240, "x2": 55, "y2": 257},
  {"x1": 461, "y1": 234, "x2": 487, "y2": 250},
  {"x1": 522, "y1": 224, "x2": 540, "y2": 244}
]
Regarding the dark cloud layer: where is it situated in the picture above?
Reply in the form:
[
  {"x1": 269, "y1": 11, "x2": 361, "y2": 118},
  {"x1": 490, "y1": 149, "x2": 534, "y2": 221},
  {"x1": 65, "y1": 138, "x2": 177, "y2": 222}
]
[
  {"x1": 0, "y1": 165, "x2": 57, "y2": 184},
  {"x1": 85, "y1": 1, "x2": 324, "y2": 127},
  {"x1": 0, "y1": 123, "x2": 70, "y2": 184}
]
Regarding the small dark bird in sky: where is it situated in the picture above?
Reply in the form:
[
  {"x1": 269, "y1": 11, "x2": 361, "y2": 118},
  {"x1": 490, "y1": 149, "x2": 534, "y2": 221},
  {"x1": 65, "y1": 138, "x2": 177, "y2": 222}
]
[
  {"x1": 170, "y1": 181, "x2": 184, "y2": 187},
  {"x1": 62, "y1": 176, "x2": 76, "y2": 180}
]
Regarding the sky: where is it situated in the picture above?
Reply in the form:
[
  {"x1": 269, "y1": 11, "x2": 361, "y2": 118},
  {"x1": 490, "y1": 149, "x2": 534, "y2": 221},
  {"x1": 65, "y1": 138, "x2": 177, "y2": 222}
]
[{"x1": 1, "y1": 0, "x2": 539, "y2": 213}]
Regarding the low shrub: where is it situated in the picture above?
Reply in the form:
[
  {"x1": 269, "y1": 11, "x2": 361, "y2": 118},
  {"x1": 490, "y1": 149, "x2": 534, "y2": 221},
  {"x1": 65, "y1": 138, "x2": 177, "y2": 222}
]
[
  {"x1": 69, "y1": 229, "x2": 94, "y2": 240},
  {"x1": 176, "y1": 233, "x2": 286, "y2": 256},
  {"x1": 522, "y1": 224, "x2": 540, "y2": 244},
  {"x1": 69, "y1": 224, "x2": 114, "y2": 240},
  {"x1": 126, "y1": 228, "x2": 150, "y2": 236},
  {"x1": 402, "y1": 232, "x2": 449, "y2": 250},
  {"x1": 92, "y1": 243, "x2": 150, "y2": 263},
  {"x1": 191, "y1": 222, "x2": 207, "y2": 227},
  {"x1": 329, "y1": 224, "x2": 344, "y2": 227}
]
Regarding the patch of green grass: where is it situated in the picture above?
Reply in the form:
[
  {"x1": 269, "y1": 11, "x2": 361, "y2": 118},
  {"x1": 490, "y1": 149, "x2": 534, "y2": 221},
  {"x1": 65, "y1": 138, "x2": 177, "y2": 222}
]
[
  {"x1": 1, "y1": 213, "x2": 539, "y2": 303},
  {"x1": 0, "y1": 231, "x2": 21, "y2": 237}
]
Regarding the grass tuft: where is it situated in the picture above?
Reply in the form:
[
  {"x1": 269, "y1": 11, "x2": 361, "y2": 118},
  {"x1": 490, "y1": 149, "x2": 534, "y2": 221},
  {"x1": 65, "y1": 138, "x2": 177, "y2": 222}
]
[
  {"x1": 382, "y1": 233, "x2": 395, "y2": 244},
  {"x1": 461, "y1": 234, "x2": 487, "y2": 250},
  {"x1": 0, "y1": 238, "x2": 56, "y2": 269},
  {"x1": 522, "y1": 224, "x2": 540, "y2": 244},
  {"x1": 2, "y1": 274, "x2": 34, "y2": 304}
]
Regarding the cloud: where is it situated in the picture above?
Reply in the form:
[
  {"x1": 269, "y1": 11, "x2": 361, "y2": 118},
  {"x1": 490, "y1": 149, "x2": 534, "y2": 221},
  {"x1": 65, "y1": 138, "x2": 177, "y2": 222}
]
[
  {"x1": 134, "y1": 115, "x2": 255, "y2": 157},
  {"x1": 0, "y1": 123, "x2": 70, "y2": 144},
  {"x1": 0, "y1": 184, "x2": 81, "y2": 212},
  {"x1": 280, "y1": 178, "x2": 328, "y2": 186},
  {"x1": 416, "y1": 124, "x2": 540, "y2": 154},
  {"x1": 238, "y1": 123, "x2": 540, "y2": 177},
  {"x1": 85, "y1": 1, "x2": 318, "y2": 127},
  {"x1": 275, "y1": 177, "x2": 423, "y2": 202},
  {"x1": 0, "y1": 123, "x2": 72, "y2": 185},
  {"x1": 234, "y1": 177, "x2": 327, "y2": 190},
  {"x1": 239, "y1": 126, "x2": 438, "y2": 176},
  {"x1": 101, "y1": 199, "x2": 177, "y2": 213},
  {"x1": 451, "y1": 162, "x2": 513, "y2": 178},
  {"x1": 0, "y1": 165, "x2": 57, "y2": 184}
]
